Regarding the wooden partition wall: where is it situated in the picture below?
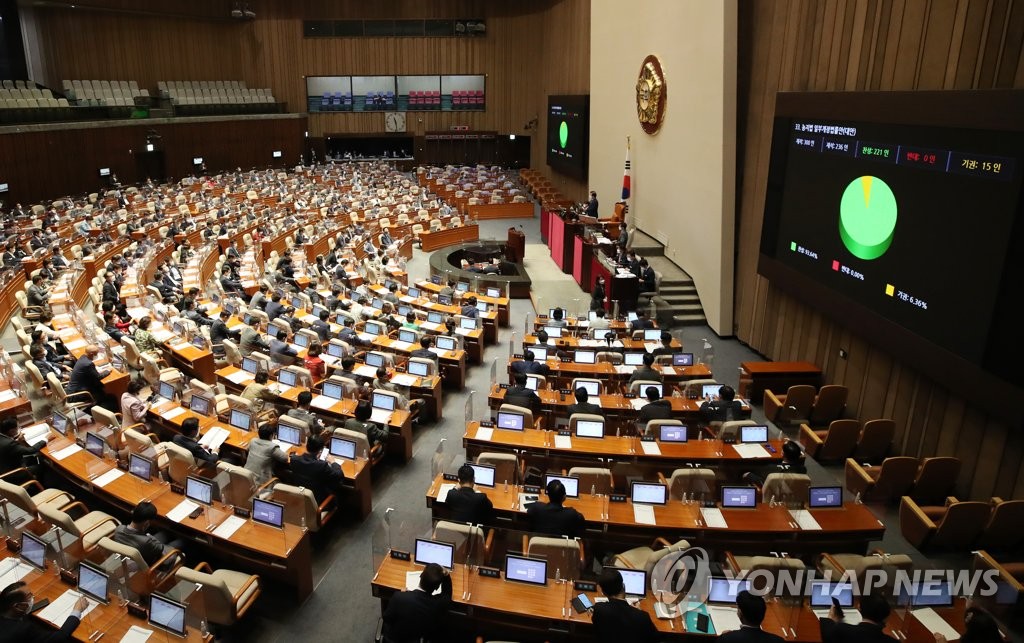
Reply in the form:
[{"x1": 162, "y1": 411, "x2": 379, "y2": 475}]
[{"x1": 735, "y1": 0, "x2": 1024, "y2": 500}]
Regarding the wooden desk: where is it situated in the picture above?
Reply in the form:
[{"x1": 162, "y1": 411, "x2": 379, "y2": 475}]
[
  {"x1": 413, "y1": 279, "x2": 511, "y2": 327},
  {"x1": 0, "y1": 379, "x2": 32, "y2": 419},
  {"x1": 420, "y1": 225, "x2": 480, "y2": 252},
  {"x1": 739, "y1": 361, "x2": 823, "y2": 401},
  {"x1": 505, "y1": 358, "x2": 712, "y2": 391},
  {"x1": 466, "y1": 202, "x2": 534, "y2": 220},
  {"x1": 163, "y1": 339, "x2": 216, "y2": 383}
]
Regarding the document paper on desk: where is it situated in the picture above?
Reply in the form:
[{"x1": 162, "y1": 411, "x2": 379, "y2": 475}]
[
  {"x1": 391, "y1": 373, "x2": 418, "y2": 387},
  {"x1": 160, "y1": 406, "x2": 187, "y2": 421},
  {"x1": 633, "y1": 504, "x2": 657, "y2": 525},
  {"x1": 0, "y1": 389, "x2": 18, "y2": 403},
  {"x1": 912, "y1": 608, "x2": 960, "y2": 640},
  {"x1": 199, "y1": 427, "x2": 231, "y2": 451},
  {"x1": 225, "y1": 370, "x2": 251, "y2": 384},
  {"x1": 93, "y1": 468, "x2": 125, "y2": 488},
  {"x1": 789, "y1": 509, "x2": 822, "y2": 531},
  {"x1": 554, "y1": 435, "x2": 573, "y2": 449},
  {"x1": 212, "y1": 515, "x2": 247, "y2": 540},
  {"x1": 435, "y1": 483, "x2": 457, "y2": 502},
  {"x1": 708, "y1": 605, "x2": 743, "y2": 635},
  {"x1": 309, "y1": 395, "x2": 336, "y2": 409},
  {"x1": 700, "y1": 507, "x2": 729, "y2": 528},
  {"x1": 640, "y1": 441, "x2": 661, "y2": 455},
  {"x1": 36, "y1": 589, "x2": 100, "y2": 626},
  {"x1": 614, "y1": 364, "x2": 635, "y2": 375},
  {"x1": 405, "y1": 571, "x2": 443, "y2": 595},
  {"x1": 630, "y1": 398, "x2": 647, "y2": 411},
  {"x1": 167, "y1": 499, "x2": 200, "y2": 523},
  {"x1": 121, "y1": 625, "x2": 154, "y2": 642},
  {"x1": 474, "y1": 427, "x2": 493, "y2": 441},
  {"x1": 732, "y1": 443, "x2": 770, "y2": 459},
  {"x1": 51, "y1": 443, "x2": 83, "y2": 461},
  {"x1": 0, "y1": 558, "x2": 36, "y2": 587}
]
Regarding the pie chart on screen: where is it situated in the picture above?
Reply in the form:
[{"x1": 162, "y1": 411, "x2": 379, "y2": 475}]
[{"x1": 840, "y1": 176, "x2": 898, "y2": 260}]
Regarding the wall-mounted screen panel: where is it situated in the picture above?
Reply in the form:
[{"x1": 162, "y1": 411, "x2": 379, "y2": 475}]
[{"x1": 307, "y1": 75, "x2": 485, "y2": 113}]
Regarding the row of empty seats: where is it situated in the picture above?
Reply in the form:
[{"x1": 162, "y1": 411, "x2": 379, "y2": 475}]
[
  {"x1": 159, "y1": 80, "x2": 275, "y2": 105},
  {"x1": 61, "y1": 79, "x2": 149, "y2": 106}
]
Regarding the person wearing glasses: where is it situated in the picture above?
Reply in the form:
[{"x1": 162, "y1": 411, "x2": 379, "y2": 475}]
[{"x1": 0, "y1": 581, "x2": 89, "y2": 641}]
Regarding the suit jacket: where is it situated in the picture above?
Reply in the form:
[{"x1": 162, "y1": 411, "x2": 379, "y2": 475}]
[
  {"x1": 171, "y1": 433, "x2": 218, "y2": 464},
  {"x1": 639, "y1": 399, "x2": 674, "y2": 422},
  {"x1": 101, "y1": 280, "x2": 120, "y2": 303},
  {"x1": 699, "y1": 399, "x2": 748, "y2": 423},
  {"x1": 718, "y1": 624, "x2": 787, "y2": 642},
  {"x1": 238, "y1": 327, "x2": 270, "y2": 356},
  {"x1": 288, "y1": 452, "x2": 344, "y2": 503},
  {"x1": 525, "y1": 501, "x2": 584, "y2": 537},
  {"x1": 265, "y1": 301, "x2": 286, "y2": 322},
  {"x1": 819, "y1": 618, "x2": 896, "y2": 643},
  {"x1": 628, "y1": 366, "x2": 664, "y2": 385},
  {"x1": 67, "y1": 355, "x2": 105, "y2": 399},
  {"x1": 503, "y1": 385, "x2": 541, "y2": 413},
  {"x1": 311, "y1": 319, "x2": 331, "y2": 342},
  {"x1": 209, "y1": 319, "x2": 239, "y2": 345},
  {"x1": 410, "y1": 348, "x2": 438, "y2": 362},
  {"x1": 444, "y1": 485, "x2": 494, "y2": 525},
  {"x1": 0, "y1": 613, "x2": 81, "y2": 643},
  {"x1": 567, "y1": 401, "x2": 602, "y2": 416},
  {"x1": 382, "y1": 574, "x2": 453, "y2": 643},
  {"x1": 112, "y1": 524, "x2": 170, "y2": 566},
  {"x1": 244, "y1": 437, "x2": 288, "y2": 485},
  {"x1": 510, "y1": 360, "x2": 549, "y2": 376},
  {"x1": 32, "y1": 358, "x2": 63, "y2": 381},
  {"x1": 591, "y1": 598, "x2": 659, "y2": 643},
  {"x1": 0, "y1": 433, "x2": 45, "y2": 474}
]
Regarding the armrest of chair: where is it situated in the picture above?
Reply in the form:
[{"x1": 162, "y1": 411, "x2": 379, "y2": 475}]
[
  {"x1": 899, "y1": 496, "x2": 937, "y2": 549},
  {"x1": 483, "y1": 528, "x2": 495, "y2": 559},
  {"x1": 0, "y1": 468, "x2": 35, "y2": 485},
  {"x1": 65, "y1": 390, "x2": 95, "y2": 404},
  {"x1": 657, "y1": 472, "x2": 669, "y2": 487},
  {"x1": 521, "y1": 533, "x2": 528, "y2": 555},
  {"x1": 149, "y1": 548, "x2": 184, "y2": 577},
  {"x1": 255, "y1": 477, "x2": 278, "y2": 497},
  {"x1": 844, "y1": 459, "x2": 875, "y2": 498},
  {"x1": 817, "y1": 553, "x2": 846, "y2": 576},
  {"x1": 945, "y1": 496, "x2": 959, "y2": 507},
  {"x1": 799, "y1": 423, "x2": 823, "y2": 458},
  {"x1": 193, "y1": 561, "x2": 214, "y2": 573},
  {"x1": 763, "y1": 390, "x2": 783, "y2": 422},
  {"x1": 80, "y1": 515, "x2": 119, "y2": 540},
  {"x1": 19, "y1": 478, "x2": 46, "y2": 495},
  {"x1": 652, "y1": 537, "x2": 674, "y2": 549},
  {"x1": 62, "y1": 500, "x2": 90, "y2": 521},
  {"x1": 723, "y1": 551, "x2": 742, "y2": 575}
]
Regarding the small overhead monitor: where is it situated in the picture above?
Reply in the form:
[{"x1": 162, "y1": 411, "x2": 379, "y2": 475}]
[
  {"x1": 329, "y1": 436, "x2": 357, "y2": 459},
  {"x1": 504, "y1": 554, "x2": 548, "y2": 587},
  {"x1": 575, "y1": 380, "x2": 601, "y2": 397},
  {"x1": 241, "y1": 356, "x2": 260, "y2": 374},
  {"x1": 157, "y1": 380, "x2": 177, "y2": 402},
  {"x1": 438, "y1": 294, "x2": 452, "y2": 306},
  {"x1": 84, "y1": 432, "x2": 105, "y2": 458},
  {"x1": 809, "y1": 581, "x2": 855, "y2": 608},
  {"x1": 739, "y1": 425, "x2": 770, "y2": 444},
  {"x1": 20, "y1": 531, "x2": 47, "y2": 570},
  {"x1": 673, "y1": 353, "x2": 694, "y2": 367},
  {"x1": 623, "y1": 352, "x2": 645, "y2": 366},
  {"x1": 193, "y1": 157, "x2": 204, "y2": 165},
  {"x1": 398, "y1": 329, "x2": 417, "y2": 344},
  {"x1": 721, "y1": 486, "x2": 757, "y2": 508},
  {"x1": 128, "y1": 453, "x2": 153, "y2": 481},
  {"x1": 293, "y1": 333, "x2": 309, "y2": 348},
  {"x1": 408, "y1": 287, "x2": 421, "y2": 298},
  {"x1": 544, "y1": 474, "x2": 579, "y2": 498},
  {"x1": 525, "y1": 375, "x2": 542, "y2": 391},
  {"x1": 486, "y1": 287, "x2": 501, "y2": 297},
  {"x1": 707, "y1": 577, "x2": 751, "y2": 604},
  {"x1": 808, "y1": 486, "x2": 843, "y2": 509},
  {"x1": 276, "y1": 423, "x2": 302, "y2": 446},
  {"x1": 612, "y1": 567, "x2": 647, "y2": 597},
  {"x1": 327, "y1": 341, "x2": 346, "y2": 358},
  {"x1": 252, "y1": 498, "x2": 285, "y2": 528},
  {"x1": 456, "y1": 282, "x2": 470, "y2": 292},
  {"x1": 149, "y1": 594, "x2": 188, "y2": 638},
  {"x1": 372, "y1": 391, "x2": 396, "y2": 411},
  {"x1": 529, "y1": 346, "x2": 548, "y2": 361},
  {"x1": 414, "y1": 539, "x2": 454, "y2": 570},
  {"x1": 639, "y1": 384, "x2": 662, "y2": 399},
  {"x1": 658, "y1": 424, "x2": 688, "y2": 442},
  {"x1": 459, "y1": 317, "x2": 477, "y2": 330},
  {"x1": 701, "y1": 384, "x2": 721, "y2": 399},
  {"x1": 427, "y1": 311, "x2": 443, "y2": 324},
  {"x1": 495, "y1": 411, "x2": 525, "y2": 431},
  {"x1": 365, "y1": 352, "x2": 385, "y2": 367},
  {"x1": 574, "y1": 418, "x2": 604, "y2": 439},
  {"x1": 229, "y1": 408, "x2": 253, "y2": 432},
  {"x1": 185, "y1": 475, "x2": 214, "y2": 505},
  {"x1": 435, "y1": 336, "x2": 456, "y2": 351},
  {"x1": 321, "y1": 380, "x2": 344, "y2": 400},
  {"x1": 99, "y1": 168, "x2": 111, "y2": 177},
  {"x1": 631, "y1": 482, "x2": 668, "y2": 505},
  {"x1": 272, "y1": 150, "x2": 283, "y2": 158},
  {"x1": 574, "y1": 350, "x2": 596, "y2": 364},
  {"x1": 78, "y1": 561, "x2": 110, "y2": 604},
  {"x1": 643, "y1": 329, "x2": 662, "y2": 341},
  {"x1": 189, "y1": 394, "x2": 213, "y2": 417},
  {"x1": 543, "y1": 325, "x2": 562, "y2": 338},
  {"x1": 468, "y1": 463, "x2": 496, "y2": 488},
  {"x1": 408, "y1": 360, "x2": 429, "y2": 377}
]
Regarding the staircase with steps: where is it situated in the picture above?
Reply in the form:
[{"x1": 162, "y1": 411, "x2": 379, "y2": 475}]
[{"x1": 629, "y1": 230, "x2": 706, "y2": 327}]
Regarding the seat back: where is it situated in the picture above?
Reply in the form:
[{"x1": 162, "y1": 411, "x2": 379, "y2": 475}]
[
  {"x1": 683, "y1": 379, "x2": 719, "y2": 398},
  {"x1": 477, "y1": 452, "x2": 519, "y2": 486},
  {"x1": 736, "y1": 556, "x2": 806, "y2": 593},
  {"x1": 809, "y1": 385, "x2": 848, "y2": 426},
  {"x1": 978, "y1": 499, "x2": 1024, "y2": 551},
  {"x1": 762, "y1": 473, "x2": 812, "y2": 506},
  {"x1": 222, "y1": 339, "x2": 242, "y2": 366},
  {"x1": 666, "y1": 468, "x2": 717, "y2": 501},
  {"x1": 932, "y1": 501, "x2": 992, "y2": 549},
  {"x1": 217, "y1": 462, "x2": 257, "y2": 507},
  {"x1": 644, "y1": 419, "x2": 684, "y2": 439},
  {"x1": 867, "y1": 457, "x2": 920, "y2": 502},
  {"x1": 432, "y1": 520, "x2": 486, "y2": 565},
  {"x1": 629, "y1": 380, "x2": 662, "y2": 396},
  {"x1": 164, "y1": 441, "x2": 197, "y2": 485},
  {"x1": 174, "y1": 566, "x2": 237, "y2": 625},
  {"x1": 0, "y1": 478, "x2": 39, "y2": 515},
  {"x1": 766, "y1": 385, "x2": 816, "y2": 425},
  {"x1": 595, "y1": 351, "x2": 621, "y2": 364},
  {"x1": 268, "y1": 482, "x2": 320, "y2": 530},
  {"x1": 718, "y1": 419, "x2": 757, "y2": 443},
  {"x1": 498, "y1": 403, "x2": 534, "y2": 429},
  {"x1": 853, "y1": 419, "x2": 895, "y2": 462},
  {"x1": 527, "y1": 536, "x2": 581, "y2": 580},
  {"x1": 816, "y1": 419, "x2": 861, "y2": 461},
  {"x1": 912, "y1": 457, "x2": 962, "y2": 504},
  {"x1": 36, "y1": 503, "x2": 81, "y2": 536},
  {"x1": 124, "y1": 428, "x2": 158, "y2": 457},
  {"x1": 566, "y1": 466, "x2": 612, "y2": 495}
]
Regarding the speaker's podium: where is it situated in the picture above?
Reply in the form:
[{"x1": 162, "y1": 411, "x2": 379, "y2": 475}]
[{"x1": 506, "y1": 226, "x2": 525, "y2": 263}]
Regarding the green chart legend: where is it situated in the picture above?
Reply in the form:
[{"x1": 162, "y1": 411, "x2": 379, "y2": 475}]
[{"x1": 839, "y1": 175, "x2": 898, "y2": 260}]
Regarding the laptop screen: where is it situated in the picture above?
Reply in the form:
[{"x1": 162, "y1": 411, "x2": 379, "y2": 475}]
[
  {"x1": 809, "y1": 486, "x2": 843, "y2": 508},
  {"x1": 149, "y1": 594, "x2": 188, "y2": 637},
  {"x1": 708, "y1": 577, "x2": 751, "y2": 604},
  {"x1": 267, "y1": 324, "x2": 281, "y2": 339},
  {"x1": 78, "y1": 561, "x2": 109, "y2": 604},
  {"x1": 408, "y1": 287, "x2": 421, "y2": 298},
  {"x1": 158, "y1": 380, "x2": 177, "y2": 401},
  {"x1": 505, "y1": 554, "x2": 547, "y2": 586},
  {"x1": 20, "y1": 531, "x2": 47, "y2": 570},
  {"x1": 427, "y1": 311, "x2": 443, "y2": 324},
  {"x1": 673, "y1": 353, "x2": 694, "y2": 366},
  {"x1": 468, "y1": 463, "x2": 496, "y2": 488},
  {"x1": 278, "y1": 369, "x2": 298, "y2": 387},
  {"x1": 252, "y1": 498, "x2": 285, "y2": 528},
  {"x1": 544, "y1": 474, "x2": 579, "y2": 498},
  {"x1": 496, "y1": 412, "x2": 525, "y2": 431},
  {"x1": 435, "y1": 336, "x2": 456, "y2": 351},
  {"x1": 525, "y1": 375, "x2": 541, "y2": 391},
  {"x1": 371, "y1": 298, "x2": 384, "y2": 310},
  {"x1": 329, "y1": 437, "x2": 356, "y2": 459},
  {"x1": 398, "y1": 329, "x2": 417, "y2": 343},
  {"x1": 701, "y1": 384, "x2": 721, "y2": 399},
  {"x1": 84, "y1": 432, "x2": 105, "y2": 458},
  {"x1": 277, "y1": 423, "x2": 302, "y2": 446},
  {"x1": 294, "y1": 333, "x2": 309, "y2": 348},
  {"x1": 185, "y1": 476, "x2": 213, "y2": 505},
  {"x1": 722, "y1": 486, "x2": 757, "y2": 508},
  {"x1": 900, "y1": 581, "x2": 955, "y2": 607},
  {"x1": 430, "y1": 275, "x2": 443, "y2": 285},
  {"x1": 475, "y1": 301, "x2": 488, "y2": 313},
  {"x1": 613, "y1": 567, "x2": 647, "y2": 597},
  {"x1": 658, "y1": 424, "x2": 688, "y2": 442},
  {"x1": 408, "y1": 360, "x2": 429, "y2": 377},
  {"x1": 459, "y1": 317, "x2": 477, "y2": 330},
  {"x1": 414, "y1": 539, "x2": 454, "y2": 569},
  {"x1": 809, "y1": 581, "x2": 855, "y2": 608},
  {"x1": 291, "y1": 296, "x2": 303, "y2": 309},
  {"x1": 623, "y1": 352, "x2": 645, "y2": 366},
  {"x1": 327, "y1": 341, "x2": 346, "y2": 358},
  {"x1": 189, "y1": 394, "x2": 212, "y2": 416},
  {"x1": 631, "y1": 482, "x2": 668, "y2": 505},
  {"x1": 438, "y1": 294, "x2": 452, "y2": 306},
  {"x1": 529, "y1": 346, "x2": 547, "y2": 361},
  {"x1": 51, "y1": 410, "x2": 68, "y2": 435},
  {"x1": 365, "y1": 322, "x2": 384, "y2": 336},
  {"x1": 639, "y1": 383, "x2": 662, "y2": 398},
  {"x1": 366, "y1": 352, "x2": 384, "y2": 367},
  {"x1": 322, "y1": 381, "x2": 344, "y2": 400},
  {"x1": 191, "y1": 335, "x2": 206, "y2": 350},
  {"x1": 229, "y1": 409, "x2": 252, "y2": 431},
  {"x1": 487, "y1": 287, "x2": 501, "y2": 297},
  {"x1": 740, "y1": 425, "x2": 769, "y2": 444},
  {"x1": 311, "y1": 305, "x2": 327, "y2": 319},
  {"x1": 456, "y1": 282, "x2": 470, "y2": 292},
  {"x1": 574, "y1": 350, "x2": 596, "y2": 364},
  {"x1": 575, "y1": 419, "x2": 604, "y2": 439},
  {"x1": 643, "y1": 329, "x2": 662, "y2": 341},
  {"x1": 398, "y1": 305, "x2": 411, "y2": 317},
  {"x1": 372, "y1": 392, "x2": 396, "y2": 411},
  {"x1": 242, "y1": 357, "x2": 260, "y2": 374},
  {"x1": 542, "y1": 325, "x2": 562, "y2": 338},
  {"x1": 576, "y1": 380, "x2": 600, "y2": 397},
  {"x1": 128, "y1": 453, "x2": 153, "y2": 481}
]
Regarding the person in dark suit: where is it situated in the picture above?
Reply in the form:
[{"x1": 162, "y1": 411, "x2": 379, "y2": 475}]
[
  {"x1": 444, "y1": 464, "x2": 494, "y2": 525},
  {"x1": 699, "y1": 384, "x2": 747, "y2": 424},
  {"x1": 638, "y1": 258, "x2": 656, "y2": 292},
  {"x1": 210, "y1": 310, "x2": 241, "y2": 347},
  {"x1": 718, "y1": 590, "x2": 785, "y2": 641},
  {"x1": 172, "y1": 417, "x2": 219, "y2": 468},
  {"x1": 628, "y1": 352, "x2": 664, "y2": 385},
  {"x1": 0, "y1": 580, "x2": 89, "y2": 642},
  {"x1": 638, "y1": 386, "x2": 673, "y2": 423},
  {"x1": 459, "y1": 296, "x2": 479, "y2": 318},
  {"x1": 590, "y1": 568, "x2": 659, "y2": 643},
  {"x1": 525, "y1": 479, "x2": 584, "y2": 538},
  {"x1": 264, "y1": 293, "x2": 288, "y2": 322},
  {"x1": 0, "y1": 417, "x2": 47, "y2": 477},
  {"x1": 100, "y1": 271, "x2": 120, "y2": 304},
  {"x1": 311, "y1": 309, "x2": 332, "y2": 343},
  {"x1": 288, "y1": 436, "x2": 344, "y2": 504},
  {"x1": 629, "y1": 309, "x2": 655, "y2": 333},
  {"x1": 410, "y1": 335, "x2": 438, "y2": 362},
  {"x1": 504, "y1": 372, "x2": 542, "y2": 414},
  {"x1": 819, "y1": 592, "x2": 896, "y2": 642},
  {"x1": 742, "y1": 440, "x2": 807, "y2": 487},
  {"x1": 67, "y1": 345, "x2": 115, "y2": 410},
  {"x1": 510, "y1": 350, "x2": 550, "y2": 376},
  {"x1": 590, "y1": 275, "x2": 606, "y2": 311},
  {"x1": 381, "y1": 562, "x2": 452, "y2": 643},
  {"x1": 585, "y1": 191, "x2": 599, "y2": 218},
  {"x1": 567, "y1": 387, "x2": 601, "y2": 415}
]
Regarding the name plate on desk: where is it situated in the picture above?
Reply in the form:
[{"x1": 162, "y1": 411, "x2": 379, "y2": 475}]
[
  {"x1": 478, "y1": 566, "x2": 501, "y2": 578},
  {"x1": 479, "y1": 420, "x2": 495, "y2": 428},
  {"x1": 498, "y1": 383, "x2": 510, "y2": 390},
  {"x1": 233, "y1": 506, "x2": 251, "y2": 519},
  {"x1": 558, "y1": 430, "x2": 571, "y2": 437},
  {"x1": 609, "y1": 494, "x2": 627, "y2": 503},
  {"x1": 512, "y1": 354, "x2": 524, "y2": 359},
  {"x1": 127, "y1": 601, "x2": 147, "y2": 619},
  {"x1": 169, "y1": 483, "x2": 185, "y2": 495},
  {"x1": 522, "y1": 485, "x2": 541, "y2": 494},
  {"x1": 574, "y1": 580, "x2": 597, "y2": 592},
  {"x1": 640, "y1": 436, "x2": 656, "y2": 442},
  {"x1": 623, "y1": 393, "x2": 637, "y2": 399},
  {"x1": 390, "y1": 549, "x2": 411, "y2": 561},
  {"x1": 442, "y1": 473, "x2": 459, "y2": 481},
  {"x1": 558, "y1": 389, "x2": 573, "y2": 396}
]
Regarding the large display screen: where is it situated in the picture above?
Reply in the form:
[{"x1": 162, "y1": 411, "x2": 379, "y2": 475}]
[
  {"x1": 759, "y1": 90, "x2": 1024, "y2": 418},
  {"x1": 547, "y1": 95, "x2": 589, "y2": 179}
]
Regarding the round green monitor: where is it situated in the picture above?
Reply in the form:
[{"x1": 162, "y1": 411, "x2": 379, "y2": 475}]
[
  {"x1": 839, "y1": 176, "x2": 898, "y2": 260},
  {"x1": 559, "y1": 121, "x2": 568, "y2": 149}
]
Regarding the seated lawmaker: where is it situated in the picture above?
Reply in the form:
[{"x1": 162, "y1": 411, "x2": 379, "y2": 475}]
[
  {"x1": 444, "y1": 463, "x2": 494, "y2": 525},
  {"x1": 699, "y1": 384, "x2": 747, "y2": 424},
  {"x1": 525, "y1": 479, "x2": 584, "y2": 538}
]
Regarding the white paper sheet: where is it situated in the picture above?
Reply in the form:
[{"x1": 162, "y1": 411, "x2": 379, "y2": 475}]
[
  {"x1": 614, "y1": 365, "x2": 635, "y2": 375},
  {"x1": 700, "y1": 507, "x2": 728, "y2": 528},
  {"x1": 225, "y1": 370, "x2": 251, "y2": 384},
  {"x1": 474, "y1": 427, "x2": 493, "y2": 441},
  {"x1": 391, "y1": 374, "x2": 418, "y2": 387},
  {"x1": 732, "y1": 443, "x2": 771, "y2": 459},
  {"x1": 391, "y1": 341, "x2": 413, "y2": 352},
  {"x1": 212, "y1": 515, "x2": 246, "y2": 539},
  {"x1": 812, "y1": 609, "x2": 862, "y2": 625},
  {"x1": 518, "y1": 492, "x2": 540, "y2": 511},
  {"x1": 51, "y1": 443, "x2": 83, "y2": 461},
  {"x1": 405, "y1": 571, "x2": 442, "y2": 594},
  {"x1": 554, "y1": 435, "x2": 572, "y2": 449},
  {"x1": 911, "y1": 608, "x2": 960, "y2": 641},
  {"x1": 167, "y1": 499, "x2": 199, "y2": 523},
  {"x1": 630, "y1": 398, "x2": 647, "y2": 411},
  {"x1": 354, "y1": 365, "x2": 378, "y2": 378},
  {"x1": 435, "y1": 483, "x2": 457, "y2": 502},
  {"x1": 0, "y1": 559, "x2": 35, "y2": 587},
  {"x1": 35, "y1": 589, "x2": 99, "y2": 627},
  {"x1": 661, "y1": 366, "x2": 676, "y2": 375},
  {"x1": 92, "y1": 468, "x2": 125, "y2": 488},
  {"x1": 160, "y1": 406, "x2": 187, "y2": 420},
  {"x1": 310, "y1": 395, "x2": 336, "y2": 409},
  {"x1": 21, "y1": 423, "x2": 51, "y2": 444},
  {"x1": 633, "y1": 504, "x2": 657, "y2": 525},
  {"x1": 199, "y1": 427, "x2": 230, "y2": 451},
  {"x1": 63, "y1": 339, "x2": 88, "y2": 351},
  {"x1": 789, "y1": 509, "x2": 822, "y2": 531},
  {"x1": 0, "y1": 389, "x2": 19, "y2": 403},
  {"x1": 640, "y1": 441, "x2": 662, "y2": 455},
  {"x1": 708, "y1": 605, "x2": 743, "y2": 635}
]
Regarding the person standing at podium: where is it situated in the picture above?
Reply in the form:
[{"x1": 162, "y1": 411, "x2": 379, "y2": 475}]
[{"x1": 586, "y1": 191, "x2": 599, "y2": 217}]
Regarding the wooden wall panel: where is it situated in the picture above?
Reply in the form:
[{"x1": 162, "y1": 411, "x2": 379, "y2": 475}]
[{"x1": 735, "y1": 0, "x2": 1024, "y2": 500}]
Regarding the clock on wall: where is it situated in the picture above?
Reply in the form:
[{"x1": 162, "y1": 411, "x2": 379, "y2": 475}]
[
  {"x1": 635, "y1": 54, "x2": 666, "y2": 134},
  {"x1": 385, "y1": 112, "x2": 407, "y2": 133}
]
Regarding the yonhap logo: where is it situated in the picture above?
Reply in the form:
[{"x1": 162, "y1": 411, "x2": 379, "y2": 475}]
[{"x1": 649, "y1": 546, "x2": 713, "y2": 603}]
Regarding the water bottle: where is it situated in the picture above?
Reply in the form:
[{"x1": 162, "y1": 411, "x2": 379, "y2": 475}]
[
  {"x1": 503, "y1": 480, "x2": 509, "y2": 493},
  {"x1": 768, "y1": 495, "x2": 776, "y2": 508},
  {"x1": 555, "y1": 568, "x2": 561, "y2": 583},
  {"x1": 200, "y1": 618, "x2": 209, "y2": 637}
]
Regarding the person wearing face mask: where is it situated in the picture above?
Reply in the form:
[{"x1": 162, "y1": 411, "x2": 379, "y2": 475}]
[{"x1": 0, "y1": 580, "x2": 89, "y2": 641}]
